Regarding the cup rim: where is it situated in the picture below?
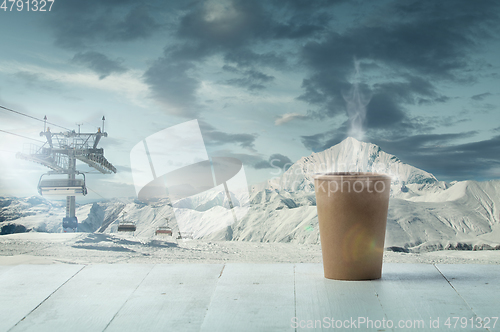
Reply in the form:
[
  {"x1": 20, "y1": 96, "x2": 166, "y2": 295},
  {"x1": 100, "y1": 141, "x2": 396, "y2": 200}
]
[{"x1": 312, "y1": 172, "x2": 391, "y2": 180}]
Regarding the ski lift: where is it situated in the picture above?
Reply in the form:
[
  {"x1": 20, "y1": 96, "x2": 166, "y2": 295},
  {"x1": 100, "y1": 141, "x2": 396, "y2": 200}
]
[
  {"x1": 117, "y1": 212, "x2": 136, "y2": 232},
  {"x1": 155, "y1": 218, "x2": 172, "y2": 236},
  {"x1": 155, "y1": 226, "x2": 172, "y2": 236},
  {"x1": 37, "y1": 173, "x2": 87, "y2": 196},
  {"x1": 117, "y1": 222, "x2": 136, "y2": 232}
]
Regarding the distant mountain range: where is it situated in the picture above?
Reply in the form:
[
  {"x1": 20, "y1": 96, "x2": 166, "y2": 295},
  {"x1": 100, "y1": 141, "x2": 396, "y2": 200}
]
[{"x1": 1, "y1": 137, "x2": 499, "y2": 252}]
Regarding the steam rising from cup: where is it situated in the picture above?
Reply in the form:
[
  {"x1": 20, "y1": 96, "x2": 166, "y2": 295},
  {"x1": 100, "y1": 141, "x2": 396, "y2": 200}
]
[{"x1": 342, "y1": 58, "x2": 371, "y2": 141}]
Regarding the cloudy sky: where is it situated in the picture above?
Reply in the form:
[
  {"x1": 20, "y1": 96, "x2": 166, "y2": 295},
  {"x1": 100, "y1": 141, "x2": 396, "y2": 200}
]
[{"x1": 1, "y1": 0, "x2": 499, "y2": 200}]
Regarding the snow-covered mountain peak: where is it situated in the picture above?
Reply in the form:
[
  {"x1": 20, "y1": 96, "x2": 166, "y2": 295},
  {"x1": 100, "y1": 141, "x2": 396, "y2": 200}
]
[{"x1": 266, "y1": 137, "x2": 439, "y2": 195}]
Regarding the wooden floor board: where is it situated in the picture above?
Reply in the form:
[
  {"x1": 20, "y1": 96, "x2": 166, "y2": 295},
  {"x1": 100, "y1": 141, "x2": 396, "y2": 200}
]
[
  {"x1": 200, "y1": 263, "x2": 295, "y2": 332},
  {"x1": 10, "y1": 264, "x2": 154, "y2": 332},
  {"x1": 373, "y1": 263, "x2": 479, "y2": 331},
  {"x1": 104, "y1": 264, "x2": 223, "y2": 332},
  {"x1": 0, "y1": 263, "x2": 497, "y2": 331},
  {"x1": 295, "y1": 263, "x2": 386, "y2": 331},
  {"x1": 437, "y1": 264, "x2": 500, "y2": 321},
  {"x1": 0, "y1": 264, "x2": 84, "y2": 332}
]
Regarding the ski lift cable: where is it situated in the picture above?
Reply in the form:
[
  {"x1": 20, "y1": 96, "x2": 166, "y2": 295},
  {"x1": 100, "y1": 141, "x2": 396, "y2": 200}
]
[
  {"x1": 86, "y1": 186, "x2": 107, "y2": 200},
  {"x1": 86, "y1": 186, "x2": 129, "y2": 206},
  {"x1": 0, "y1": 129, "x2": 46, "y2": 143},
  {"x1": 0, "y1": 105, "x2": 72, "y2": 131},
  {"x1": 149, "y1": 202, "x2": 173, "y2": 226}
]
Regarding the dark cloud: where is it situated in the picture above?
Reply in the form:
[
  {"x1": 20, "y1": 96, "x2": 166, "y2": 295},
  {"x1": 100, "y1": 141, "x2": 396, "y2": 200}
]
[
  {"x1": 140, "y1": 0, "x2": 346, "y2": 115},
  {"x1": 47, "y1": 2, "x2": 161, "y2": 49},
  {"x1": 301, "y1": 125, "x2": 348, "y2": 152},
  {"x1": 254, "y1": 153, "x2": 293, "y2": 170},
  {"x1": 368, "y1": 132, "x2": 500, "y2": 181},
  {"x1": 142, "y1": 59, "x2": 199, "y2": 117},
  {"x1": 371, "y1": 132, "x2": 478, "y2": 153},
  {"x1": 269, "y1": 0, "x2": 345, "y2": 11},
  {"x1": 142, "y1": 0, "x2": 499, "y2": 182},
  {"x1": 365, "y1": 93, "x2": 406, "y2": 129},
  {"x1": 301, "y1": 114, "x2": 433, "y2": 152},
  {"x1": 301, "y1": 132, "x2": 326, "y2": 152},
  {"x1": 204, "y1": 131, "x2": 257, "y2": 149},
  {"x1": 224, "y1": 49, "x2": 288, "y2": 69},
  {"x1": 199, "y1": 121, "x2": 257, "y2": 150},
  {"x1": 297, "y1": 0, "x2": 500, "y2": 131},
  {"x1": 297, "y1": 80, "x2": 325, "y2": 106},
  {"x1": 300, "y1": 110, "x2": 476, "y2": 157},
  {"x1": 141, "y1": 43, "x2": 206, "y2": 116},
  {"x1": 113, "y1": 5, "x2": 161, "y2": 40},
  {"x1": 302, "y1": 129, "x2": 499, "y2": 181},
  {"x1": 222, "y1": 67, "x2": 274, "y2": 91},
  {"x1": 414, "y1": 115, "x2": 469, "y2": 129},
  {"x1": 381, "y1": 134, "x2": 500, "y2": 181},
  {"x1": 471, "y1": 92, "x2": 492, "y2": 101},
  {"x1": 374, "y1": 75, "x2": 441, "y2": 103},
  {"x1": 177, "y1": 0, "x2": 329, "y2": 50},
  {"x1": 40, "y1": 0, "x2": 498, "y2": 183},
  {"x1": 177, "y1": 1, "x2": 269, "y2": 49},
  {"x1": 362, "y1": 76, "x2": 450, "y2": 130},
  {"x1": 72, "y1": 51, "x2": 127, "y2": 79},
  {"x1": 208, "y1": 149, "x2": 266, "y2": 168},
  {"x1": 13, "y1": 71, "x2": 60, "y2": 91}
]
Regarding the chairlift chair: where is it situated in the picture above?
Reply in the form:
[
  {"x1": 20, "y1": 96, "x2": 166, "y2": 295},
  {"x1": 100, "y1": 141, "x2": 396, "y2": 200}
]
[
  {"x1": 117, "y1": 222, "x2": 136, "y2": 232},
  {"x1": 155, "y1": 226, "x2": 172, "y2": 236},
  {"x1": 37, "y1": 173, "x2": 87, "y2": 196}
]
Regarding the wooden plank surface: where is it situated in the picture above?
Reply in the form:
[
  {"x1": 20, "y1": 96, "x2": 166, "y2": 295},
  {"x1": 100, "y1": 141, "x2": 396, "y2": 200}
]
[
  {"x1": 104, "y1": 264, "x2": 223, "y2": 332},
  {"x1": 10, "y1": 264, "x2": 154, "y2": 332},
  {"x1": 437, "y1": 264, "x2": 500, "y2": 321},
  {"x1": 0, "y1": 263, "x2": 498, "y2": 332},
  {"x1": 200, "y1": 263, "x2": 295, "y2": 332},
  {"x1": 373, "y1": 263, "x2": 479, "y2": 331},
  {"x1": 295, "y1": 263, "x2": 387, "y2": 331},
  {"x1": 0, "y1": 264, "x2": 84, "y2": 331}
]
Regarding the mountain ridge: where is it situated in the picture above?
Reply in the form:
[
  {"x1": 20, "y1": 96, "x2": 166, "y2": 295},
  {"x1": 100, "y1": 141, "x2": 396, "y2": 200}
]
[{"x1": 258, "y1": 137, "x2": 444, "y2": 198}]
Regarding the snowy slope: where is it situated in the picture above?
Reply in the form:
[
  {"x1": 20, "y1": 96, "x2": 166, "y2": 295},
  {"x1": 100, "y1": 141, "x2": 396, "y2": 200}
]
[{"x1": 203, "y1": 180, "x2": 500, "y2": 249}]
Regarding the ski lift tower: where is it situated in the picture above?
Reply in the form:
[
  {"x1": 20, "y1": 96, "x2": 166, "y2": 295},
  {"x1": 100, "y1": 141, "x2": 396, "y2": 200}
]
[{"x1": 16, "y1": 116, "x2": 116, "y2": 232}]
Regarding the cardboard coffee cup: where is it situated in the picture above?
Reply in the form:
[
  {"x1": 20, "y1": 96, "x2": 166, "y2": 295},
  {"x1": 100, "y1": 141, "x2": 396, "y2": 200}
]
[{"x1": 314, "y1": 172, "x2": 391, "y2": 280}]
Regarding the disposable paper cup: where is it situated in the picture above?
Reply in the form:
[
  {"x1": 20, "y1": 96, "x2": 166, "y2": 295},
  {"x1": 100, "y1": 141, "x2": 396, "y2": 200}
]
[{"x1": 314, "y1": 172, "x2": 391, "y2": 280}]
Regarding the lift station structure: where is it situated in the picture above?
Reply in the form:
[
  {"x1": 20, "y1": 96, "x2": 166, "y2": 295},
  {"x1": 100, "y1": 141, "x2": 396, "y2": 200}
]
[{"x1": 17, "y1": 116, "x2": 116, "y2": 232}]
